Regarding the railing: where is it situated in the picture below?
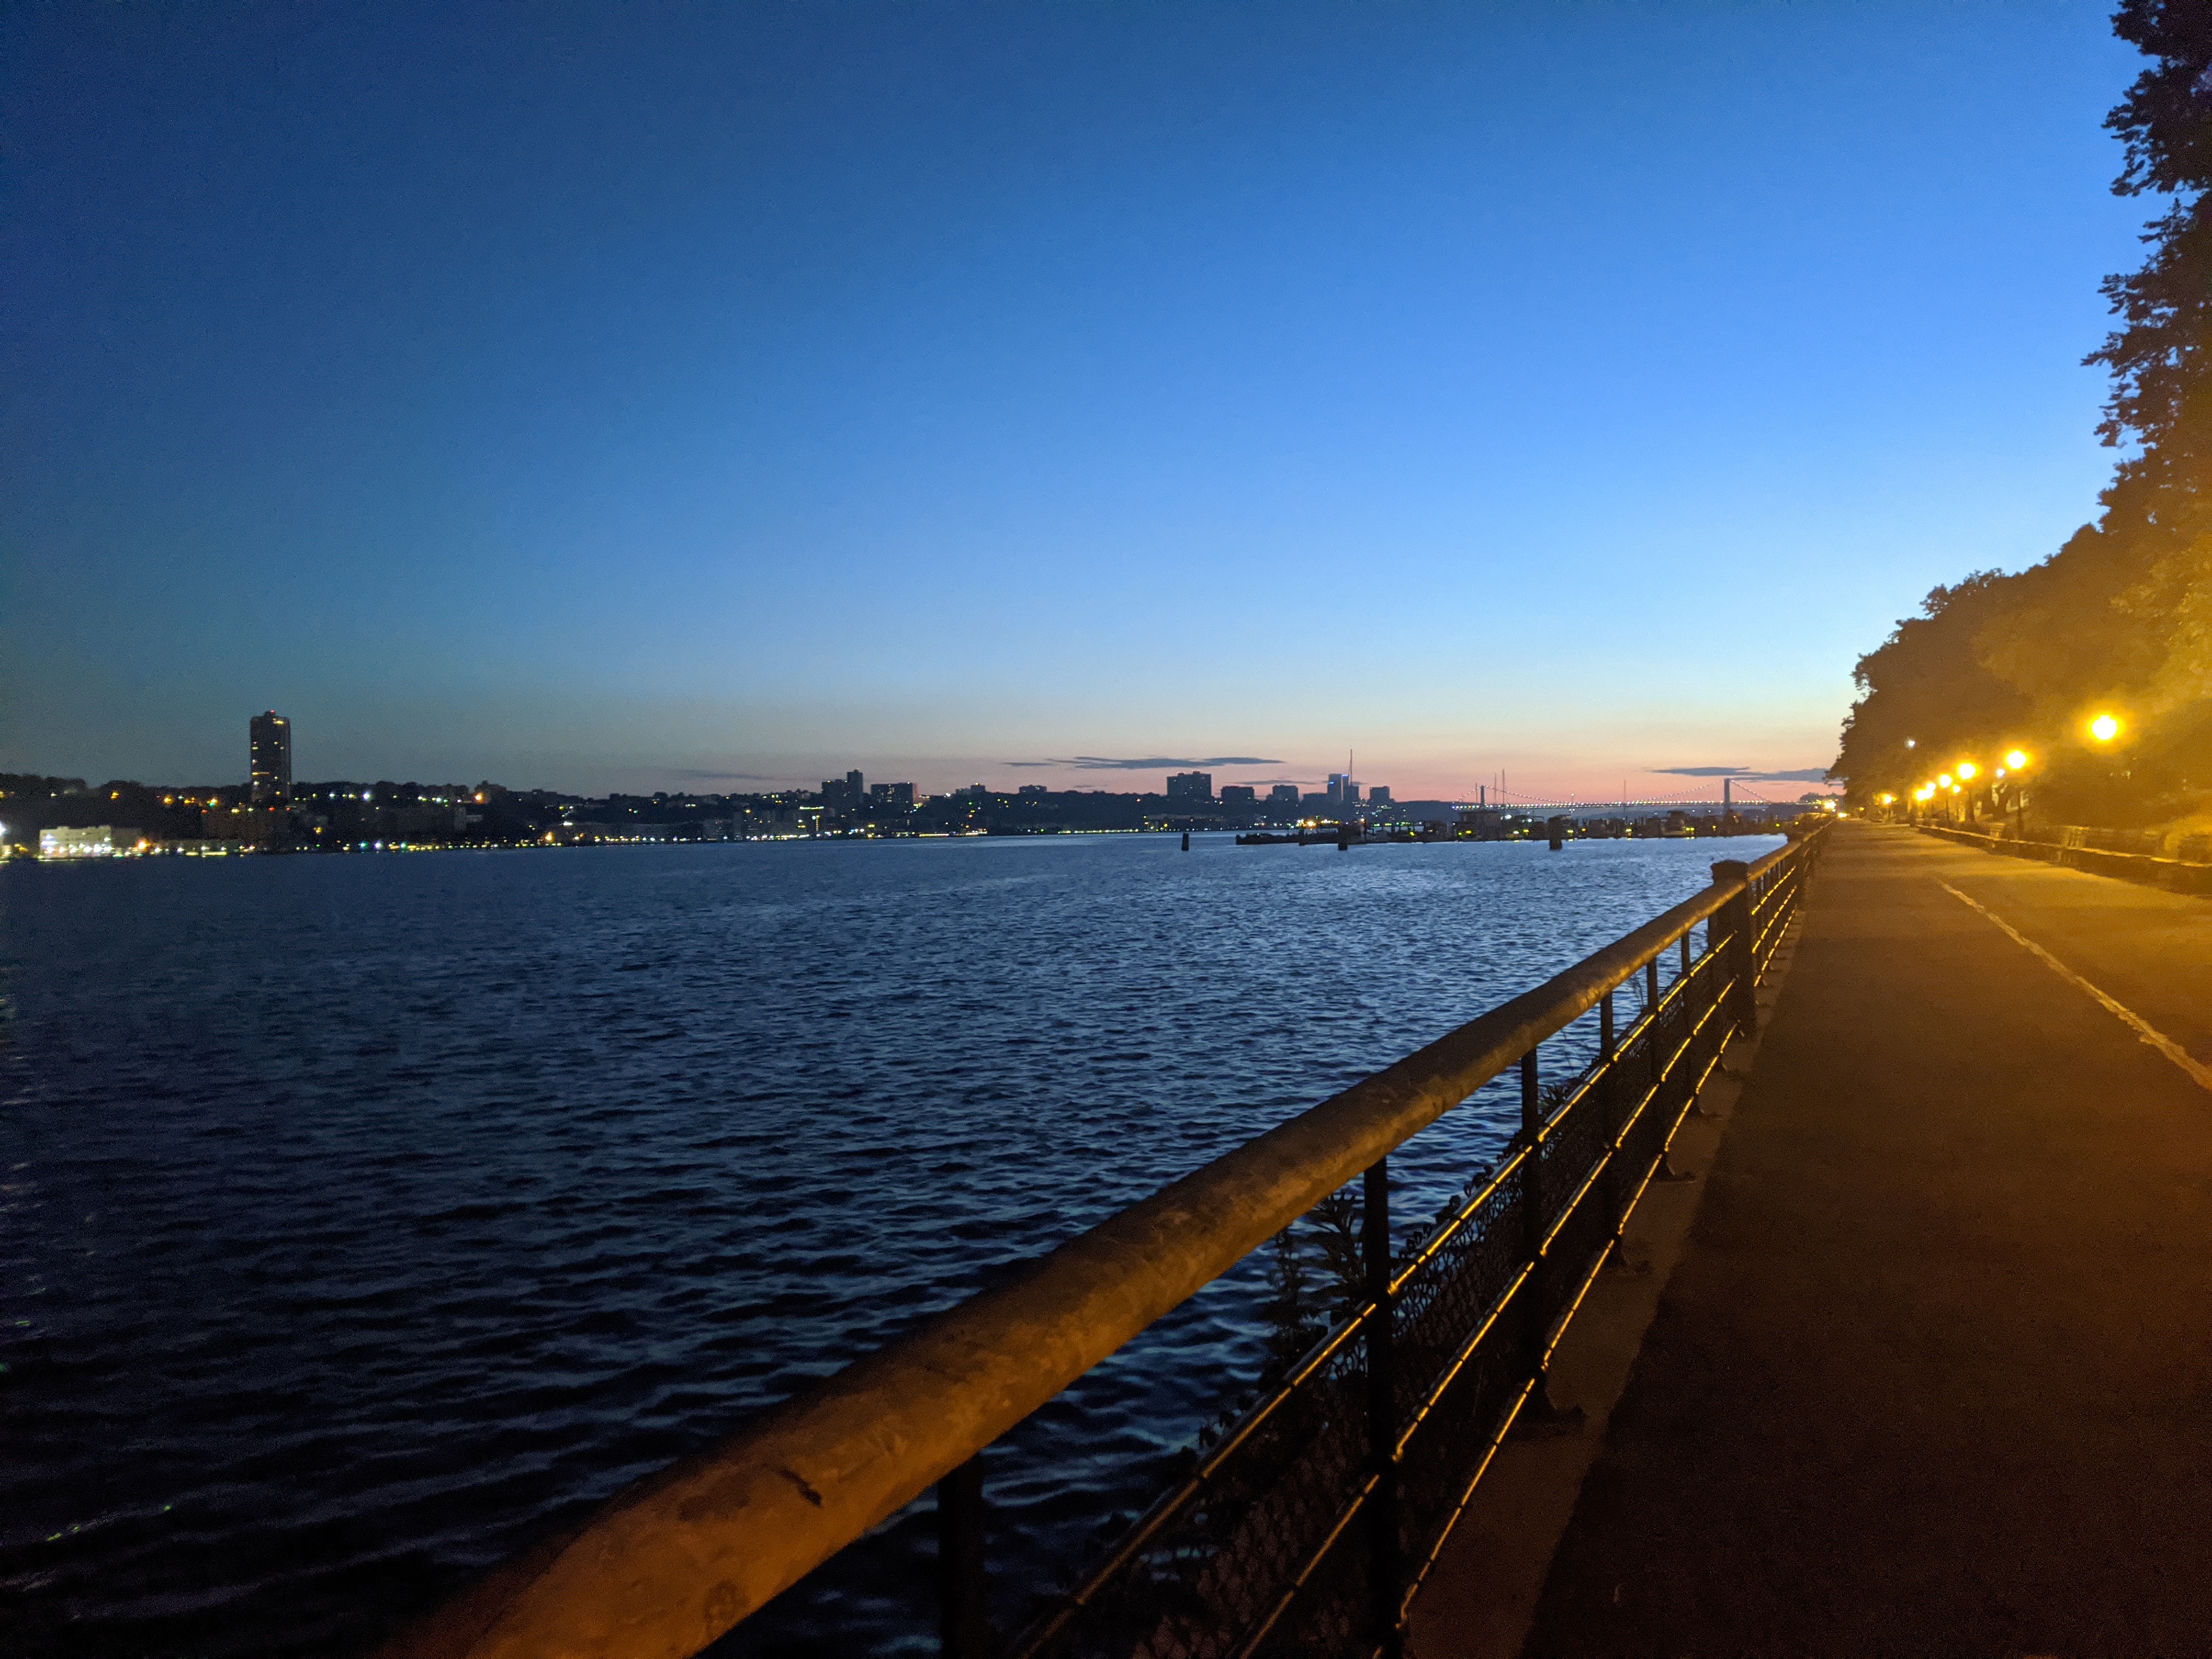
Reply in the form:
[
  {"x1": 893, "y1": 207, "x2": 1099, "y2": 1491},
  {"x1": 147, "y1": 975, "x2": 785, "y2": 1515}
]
[
  {"x1": 1914, "y1": 823, "x2": 2212, "y2": 895},
  {"x1": 382, "y1": 825, "x2": 1828, "y2": 1659}
]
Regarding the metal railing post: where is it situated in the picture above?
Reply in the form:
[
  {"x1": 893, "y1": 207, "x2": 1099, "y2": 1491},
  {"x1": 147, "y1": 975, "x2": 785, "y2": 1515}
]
[
  {"x1": 1645, "y1": 956, "x2": 1663, "y2": 1092},
  {"x1": 1362, "y1": 1158, "x2": 1402, "y2": 1658},
  {"x1": 1709, "y1": 860, "x2": 1754, "y2": 1037},
  {"x1": 1599, "y1": 991, "x2": 1621, "y2": 1238},
  {"x1": 1519, "y1": 1049, "x2": 1550, "y2": 1404},
  {"x1": 938, "y1": 1456, "x2": 992, "y2": 1658}
]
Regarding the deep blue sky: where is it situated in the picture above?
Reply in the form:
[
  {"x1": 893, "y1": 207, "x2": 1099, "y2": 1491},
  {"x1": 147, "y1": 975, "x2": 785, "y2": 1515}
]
[{"x1": 3, "y1": 3, "x2": 2145, "y2": 800}]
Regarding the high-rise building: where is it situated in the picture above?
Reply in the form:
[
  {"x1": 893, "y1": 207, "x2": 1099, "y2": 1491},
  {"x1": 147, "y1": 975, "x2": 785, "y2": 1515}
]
[
  {"x1": 847, "y1": 769, "x2": 865, "y2": 796},
  {"x1": 1219, "y1": 785, "x2": 1256, "y2": 804},
  {"x1": 1269, "y1": 784, "x2": 1301, "y2": 805},
  {"x1": 1166, "y1": 771, "x2": 1212, "y2": 802},
  {"x1": 250, "y1": 710, "x2": 292, "y2": 805},
  {"x1": 1327, "y1": 772, "x2": 1358, "y2": 806},
  {"x1": 1367, "y1": 786, "x2": 1392, "y2": 806}
]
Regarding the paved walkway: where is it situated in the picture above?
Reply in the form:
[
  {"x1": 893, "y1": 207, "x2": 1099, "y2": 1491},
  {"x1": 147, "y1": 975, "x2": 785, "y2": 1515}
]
[{"x1": 1519, "y1": 822, "x2": 2212, "y2": 1656}]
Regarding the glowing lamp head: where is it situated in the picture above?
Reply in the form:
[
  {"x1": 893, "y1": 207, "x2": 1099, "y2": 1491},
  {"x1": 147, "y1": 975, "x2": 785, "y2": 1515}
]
[
  {"x1": 1905, "y1": 738, "x2": 1916, "y2": 749},
  {"x1": 1937, "y1": 773, "x2": 1954, "y2": 788},
  {"x1": 1956, "y1": 762, "x2": 1977, "y2": 781},
  {"x1": 2005, "y1": 749, "x2": 2029, "y2": 770},
  {"x1": 2090, "y1": 713, "x2": 2121, "y2": 742}
]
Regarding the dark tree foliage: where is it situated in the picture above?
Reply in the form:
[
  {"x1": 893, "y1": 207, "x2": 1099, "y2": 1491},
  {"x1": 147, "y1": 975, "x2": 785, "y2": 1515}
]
[
  {"x1": 2093, "y1": 0, "x2": 2212, "y2": 464},
  {"x1": 1833, "y1": 2, "x2": 2212, "y2": 828}
]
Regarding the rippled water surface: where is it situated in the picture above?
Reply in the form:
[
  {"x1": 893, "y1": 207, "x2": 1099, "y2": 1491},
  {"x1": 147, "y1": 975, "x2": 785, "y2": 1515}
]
[{"x1": 0, "y1": 831, "x2": 1775, "y2": 1656}]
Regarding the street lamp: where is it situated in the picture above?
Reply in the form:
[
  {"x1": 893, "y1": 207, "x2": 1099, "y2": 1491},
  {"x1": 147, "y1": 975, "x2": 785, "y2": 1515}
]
[
  {"x1": 1998, "y1": 749, "x2": 2030, "y2": 837},
  {"x1": 2089, "y1": 712, "x2": 2121, "y2": 743}
]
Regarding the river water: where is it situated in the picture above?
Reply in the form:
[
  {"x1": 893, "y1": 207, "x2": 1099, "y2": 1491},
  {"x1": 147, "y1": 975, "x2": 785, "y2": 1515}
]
[{"x1": 0, "y1": 831, "x2": 1774, "y2": 1656}]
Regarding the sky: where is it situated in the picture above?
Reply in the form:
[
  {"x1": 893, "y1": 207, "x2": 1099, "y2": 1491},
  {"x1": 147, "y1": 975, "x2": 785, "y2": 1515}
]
[{"x1": 1, "y1": 2, "x2": 2151, "y2": 803}]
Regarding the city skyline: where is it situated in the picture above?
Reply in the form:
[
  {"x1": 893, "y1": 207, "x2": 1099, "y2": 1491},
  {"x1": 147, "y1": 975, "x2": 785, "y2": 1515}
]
[
  {"x1": 4, "y1": 5, "x2": 2136, "y2": 799},
  {"x1": 17, "y1": 721, "x2": 1849, "y2": 814}
]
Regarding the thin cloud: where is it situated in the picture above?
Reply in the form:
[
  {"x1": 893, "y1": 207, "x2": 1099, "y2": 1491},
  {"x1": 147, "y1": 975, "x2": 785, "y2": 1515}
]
[
  {"x1": 666, "y1": 768, "x2": 792, "y2": 781},
  {"x1": 1650, "y1": 765, "x2": 1832, "y2": 782},
  {"x1": 1010, "y1": 754, "x2": 1287, "y2": 771}
]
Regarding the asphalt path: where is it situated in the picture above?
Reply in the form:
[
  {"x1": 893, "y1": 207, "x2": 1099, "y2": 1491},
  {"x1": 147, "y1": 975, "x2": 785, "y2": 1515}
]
[
  {"x1": 1516, "y1": 821, "x2": 2212, "y2": 1657},
  {"x1": 1927, "y1": 834, "x2": 2212, "y2": 1081}
]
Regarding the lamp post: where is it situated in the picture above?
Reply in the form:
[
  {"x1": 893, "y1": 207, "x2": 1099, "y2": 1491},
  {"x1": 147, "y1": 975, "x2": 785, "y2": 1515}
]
[
  {"x1": 2087, "y1": 714, "x2": 2125, "y2": 818},
  {"x1": 2002, "y1": 749, "x2": 2029, "y2": 838}
]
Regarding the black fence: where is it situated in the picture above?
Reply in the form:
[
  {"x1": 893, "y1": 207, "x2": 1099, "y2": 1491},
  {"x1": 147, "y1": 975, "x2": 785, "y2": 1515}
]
[
  {"x1": 1000, "y1": 847, "x2": 1812, "y2": 1659},
  {"x1": 383, "y1": 828, "x2": 1827, "y2": 1659}
]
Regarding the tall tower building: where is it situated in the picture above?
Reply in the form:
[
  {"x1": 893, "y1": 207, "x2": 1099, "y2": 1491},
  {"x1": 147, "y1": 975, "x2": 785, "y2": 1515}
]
[{"x1": 250, "y1": 710, "x2": 292, "y2": 805}]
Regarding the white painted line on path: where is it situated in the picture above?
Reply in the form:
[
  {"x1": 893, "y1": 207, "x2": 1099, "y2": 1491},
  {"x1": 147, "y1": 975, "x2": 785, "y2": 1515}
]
[{"x1": 1940, "y1": 881, "x2": 2212, "y2": 1094}]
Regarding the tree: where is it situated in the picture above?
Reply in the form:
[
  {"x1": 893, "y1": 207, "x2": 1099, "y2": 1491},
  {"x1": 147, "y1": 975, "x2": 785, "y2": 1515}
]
[{"x1": 1831, "y1": 3, "x2": 2212, "y2": 828}]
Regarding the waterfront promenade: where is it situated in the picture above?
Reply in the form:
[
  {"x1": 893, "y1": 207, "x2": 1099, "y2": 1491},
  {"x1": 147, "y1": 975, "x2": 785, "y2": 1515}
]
[{"x1": 1426, "y1": 821, "x2": 2212, "y2": 1655}]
